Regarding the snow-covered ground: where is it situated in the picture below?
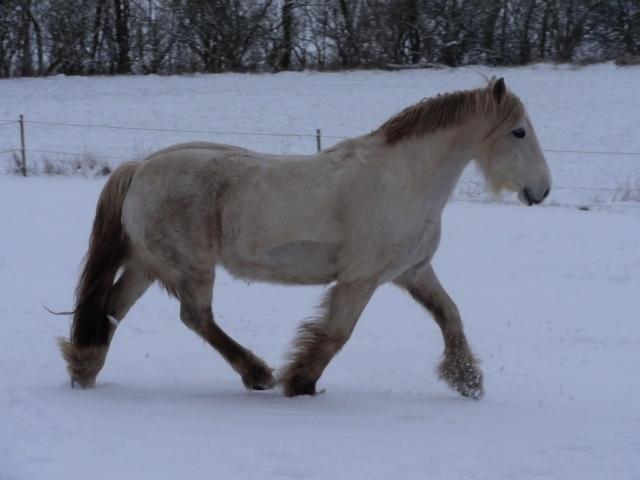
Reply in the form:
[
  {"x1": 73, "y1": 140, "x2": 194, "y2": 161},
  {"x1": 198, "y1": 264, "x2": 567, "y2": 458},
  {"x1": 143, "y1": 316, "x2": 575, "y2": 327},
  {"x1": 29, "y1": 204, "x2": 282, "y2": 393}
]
[
  {"x1": 1, "y1": 65, "x2": 639, "y2": 479},
  {"x1": 2, "y1": 175, "x2": 639, "y2": 479},
  {"x1": 1, "y1": 63, "x2": 640, "y2": 207}
]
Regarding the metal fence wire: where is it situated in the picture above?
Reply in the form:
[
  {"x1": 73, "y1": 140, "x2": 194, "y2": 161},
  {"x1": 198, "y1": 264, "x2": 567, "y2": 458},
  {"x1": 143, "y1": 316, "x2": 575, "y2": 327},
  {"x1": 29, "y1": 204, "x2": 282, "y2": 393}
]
[{"x1": 1, "y1": 116, "x2": 639, "y2": 197}]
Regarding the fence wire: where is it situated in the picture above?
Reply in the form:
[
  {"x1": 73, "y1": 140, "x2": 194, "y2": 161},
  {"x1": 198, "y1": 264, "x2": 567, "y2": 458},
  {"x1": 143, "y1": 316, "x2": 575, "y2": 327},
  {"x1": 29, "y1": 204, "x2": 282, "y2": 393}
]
[
  {"x1": 19, "y1": 118, "x2": 640, "y2": 156},
  {"x1": 3, "y1": 116, "x2": 640, "y2": 195},
  {"x1": 25, "y1": 119, "x2": 321, "y2": 139},
  {"x1": 27, "y1": 148, "x2": 130, "y2": 161},
  {"x1": 543, "y1": 148, "x2": 640, "y2": 157}
]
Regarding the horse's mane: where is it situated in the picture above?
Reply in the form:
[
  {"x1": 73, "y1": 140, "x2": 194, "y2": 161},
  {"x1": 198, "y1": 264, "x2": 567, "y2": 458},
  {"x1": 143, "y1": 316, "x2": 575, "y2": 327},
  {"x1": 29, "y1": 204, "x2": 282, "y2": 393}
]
[{"x1": 377, "y1": 80, "x2": 525, "y2": 144}]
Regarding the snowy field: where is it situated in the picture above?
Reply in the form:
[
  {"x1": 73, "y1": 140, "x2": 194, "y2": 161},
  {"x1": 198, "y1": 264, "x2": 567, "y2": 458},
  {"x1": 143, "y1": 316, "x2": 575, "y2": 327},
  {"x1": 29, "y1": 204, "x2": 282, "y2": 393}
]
[{"x1": 1, "y1": 65, "x2": 640, "y2": 479}]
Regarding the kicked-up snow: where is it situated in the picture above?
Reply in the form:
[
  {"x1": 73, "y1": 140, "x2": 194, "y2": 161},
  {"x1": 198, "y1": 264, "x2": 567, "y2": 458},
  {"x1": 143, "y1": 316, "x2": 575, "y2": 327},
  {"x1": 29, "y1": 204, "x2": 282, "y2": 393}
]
[{"x1": 1, "y1": 65, "x2": 639, "y2": 479}]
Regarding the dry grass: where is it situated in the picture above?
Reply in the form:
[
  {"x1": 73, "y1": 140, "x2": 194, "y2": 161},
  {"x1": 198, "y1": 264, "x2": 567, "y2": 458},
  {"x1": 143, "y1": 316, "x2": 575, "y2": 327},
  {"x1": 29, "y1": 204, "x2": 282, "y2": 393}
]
[
  {"x1": 615, "y1": 54, "x2": 640, "y2": 66},
  {"x1": 614, "y1": 179, "x2": 640, "y2": 203},
  {"x1": 4, "y1": 152, "x2": 112, "y2": 177}
]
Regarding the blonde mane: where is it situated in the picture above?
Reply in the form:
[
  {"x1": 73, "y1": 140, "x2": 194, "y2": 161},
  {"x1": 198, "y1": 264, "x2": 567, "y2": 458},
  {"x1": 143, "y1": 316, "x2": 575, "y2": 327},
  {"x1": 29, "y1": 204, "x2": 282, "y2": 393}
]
[{"x1": 378, "y1": 81, "x2": 525, "y2": 144}]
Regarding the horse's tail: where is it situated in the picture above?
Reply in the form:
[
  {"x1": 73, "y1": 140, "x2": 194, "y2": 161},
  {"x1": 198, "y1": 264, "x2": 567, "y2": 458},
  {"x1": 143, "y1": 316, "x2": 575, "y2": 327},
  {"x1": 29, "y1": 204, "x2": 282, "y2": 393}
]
[{"x1": 59, "y1": 161, "x2": 138, "y2": 387}]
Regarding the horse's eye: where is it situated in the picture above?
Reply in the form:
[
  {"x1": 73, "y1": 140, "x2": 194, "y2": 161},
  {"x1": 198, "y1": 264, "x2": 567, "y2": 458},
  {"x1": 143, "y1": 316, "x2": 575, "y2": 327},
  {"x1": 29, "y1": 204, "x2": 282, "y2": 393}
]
[{"x1": 512, "y1": 128, "x2": 526, "y2": 139}]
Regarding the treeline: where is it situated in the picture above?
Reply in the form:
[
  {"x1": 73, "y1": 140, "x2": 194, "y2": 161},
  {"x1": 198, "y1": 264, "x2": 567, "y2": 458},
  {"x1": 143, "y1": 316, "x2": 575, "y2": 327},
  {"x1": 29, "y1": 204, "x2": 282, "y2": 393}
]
[{"x1": 1, "y1": 0, "x2": 639, "y2": 77}]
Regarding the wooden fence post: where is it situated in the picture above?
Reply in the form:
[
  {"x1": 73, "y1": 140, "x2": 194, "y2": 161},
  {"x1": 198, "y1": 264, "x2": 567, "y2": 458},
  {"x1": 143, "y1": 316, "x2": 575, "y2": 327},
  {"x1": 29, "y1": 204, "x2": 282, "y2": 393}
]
[
  {"x1": 316, "y1": 128, "x2": 322, "y2": 152},
  {"x1": 19, "y1": 114, "x2": 26, "y2": 177}
]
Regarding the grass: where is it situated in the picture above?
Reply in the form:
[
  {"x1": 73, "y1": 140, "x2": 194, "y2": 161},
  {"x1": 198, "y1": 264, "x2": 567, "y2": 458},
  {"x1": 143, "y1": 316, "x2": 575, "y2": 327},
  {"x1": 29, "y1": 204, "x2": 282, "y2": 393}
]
[{"x1": 4, "y1": 151, "x2": 112, "y2": 177}]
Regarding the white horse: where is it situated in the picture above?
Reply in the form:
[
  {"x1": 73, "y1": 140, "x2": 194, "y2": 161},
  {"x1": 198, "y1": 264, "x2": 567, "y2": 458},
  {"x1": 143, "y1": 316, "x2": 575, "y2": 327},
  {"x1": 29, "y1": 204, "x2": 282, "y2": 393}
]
[{"x1": 59, "y1": 77, "x2": 551, "y2": 399}]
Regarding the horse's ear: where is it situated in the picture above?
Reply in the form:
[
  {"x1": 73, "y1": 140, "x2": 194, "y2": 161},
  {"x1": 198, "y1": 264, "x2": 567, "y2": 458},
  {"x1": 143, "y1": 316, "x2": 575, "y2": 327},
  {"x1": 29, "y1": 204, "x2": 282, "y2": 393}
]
[{"x1": 492, "y1": 77, "x2": 506, "y2": 104}]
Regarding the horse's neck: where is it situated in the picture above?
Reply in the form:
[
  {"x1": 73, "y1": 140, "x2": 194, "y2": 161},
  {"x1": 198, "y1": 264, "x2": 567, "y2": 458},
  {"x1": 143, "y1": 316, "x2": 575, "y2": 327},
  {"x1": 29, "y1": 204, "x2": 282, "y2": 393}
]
[{"x1": 373, "y1": 129, "x2": 474, "y2": 213}]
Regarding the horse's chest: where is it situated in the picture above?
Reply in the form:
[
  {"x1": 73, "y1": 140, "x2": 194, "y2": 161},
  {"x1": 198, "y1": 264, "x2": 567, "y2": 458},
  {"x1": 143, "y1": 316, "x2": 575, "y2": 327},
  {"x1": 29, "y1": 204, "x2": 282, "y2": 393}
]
[{"x1": 379, "y1": 217, "x2": 441, "y2": 282}]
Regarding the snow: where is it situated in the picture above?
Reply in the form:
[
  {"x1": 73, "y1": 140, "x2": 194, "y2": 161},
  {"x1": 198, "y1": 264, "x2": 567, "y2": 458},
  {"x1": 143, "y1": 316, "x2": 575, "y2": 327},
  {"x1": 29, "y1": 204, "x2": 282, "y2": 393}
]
[{"x1": 1, "y1": 65, "x2": 640, "y2": 479}]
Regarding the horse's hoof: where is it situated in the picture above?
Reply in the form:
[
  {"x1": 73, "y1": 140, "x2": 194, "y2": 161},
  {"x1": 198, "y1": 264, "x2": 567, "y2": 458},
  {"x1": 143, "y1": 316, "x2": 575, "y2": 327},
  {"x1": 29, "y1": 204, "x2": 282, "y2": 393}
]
[
  {"x1": 457, "y1": 382, "x2": 484, "y2": 400},
  {"x1": 242, "y1": 363, "x2": 276, "y2": 391},
  {"x1": 248, "y1": 374, "x2": 275, "y2": 391},
  {"x1": 283, "y1": 377, "x2": 317, "y2": 397},
  {"x1": 70, "y1": 377, "x2": 96, "y2": 389},
  {"x1": 439, "y1": 353, "x2": 484, "y2": 400}
]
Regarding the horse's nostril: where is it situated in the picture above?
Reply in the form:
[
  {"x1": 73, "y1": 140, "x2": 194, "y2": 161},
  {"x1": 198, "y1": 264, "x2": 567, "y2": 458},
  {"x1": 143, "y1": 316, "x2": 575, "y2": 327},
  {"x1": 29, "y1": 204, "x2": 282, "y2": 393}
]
[{"x1": 543, "y1": 188, "x2": 550, "y2": 199}]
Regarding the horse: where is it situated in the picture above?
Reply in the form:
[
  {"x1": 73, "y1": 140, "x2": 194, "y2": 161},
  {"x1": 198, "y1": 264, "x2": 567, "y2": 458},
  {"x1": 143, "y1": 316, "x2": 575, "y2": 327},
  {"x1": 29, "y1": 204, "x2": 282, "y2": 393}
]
[{"x1": 59, "y1": 77, "x2": 551, "y2": 399}]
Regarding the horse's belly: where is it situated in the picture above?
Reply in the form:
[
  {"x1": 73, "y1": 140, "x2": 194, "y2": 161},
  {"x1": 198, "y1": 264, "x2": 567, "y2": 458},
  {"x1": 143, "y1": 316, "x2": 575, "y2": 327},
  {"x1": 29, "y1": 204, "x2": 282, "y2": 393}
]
[{"x1": 221, "y1": 240, "x2": 338, "y2": 285}]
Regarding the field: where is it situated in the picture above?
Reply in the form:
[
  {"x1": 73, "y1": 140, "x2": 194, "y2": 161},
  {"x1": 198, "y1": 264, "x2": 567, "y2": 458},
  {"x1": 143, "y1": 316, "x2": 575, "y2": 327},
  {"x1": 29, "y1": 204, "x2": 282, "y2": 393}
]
[{"x1": 1, "y1": 64, "x2": 639, "y2": 479}]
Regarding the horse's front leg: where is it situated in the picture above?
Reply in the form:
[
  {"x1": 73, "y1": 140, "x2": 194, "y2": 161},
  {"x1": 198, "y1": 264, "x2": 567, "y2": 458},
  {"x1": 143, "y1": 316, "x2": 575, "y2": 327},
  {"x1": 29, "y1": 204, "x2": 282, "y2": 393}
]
[
  {"x1": 395, "y1": 262, "x2": 483, "y2": 399},
  {"x1": 280, "y1": 281, "x2": 377, "y2": 397}
]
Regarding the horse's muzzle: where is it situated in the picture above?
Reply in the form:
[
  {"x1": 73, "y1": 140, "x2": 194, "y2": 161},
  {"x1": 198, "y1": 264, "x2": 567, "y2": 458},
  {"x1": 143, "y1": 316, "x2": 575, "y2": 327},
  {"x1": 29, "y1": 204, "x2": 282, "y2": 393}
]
[{"x1": 521, "y1": 187, "x2": 550, "y2": 206}]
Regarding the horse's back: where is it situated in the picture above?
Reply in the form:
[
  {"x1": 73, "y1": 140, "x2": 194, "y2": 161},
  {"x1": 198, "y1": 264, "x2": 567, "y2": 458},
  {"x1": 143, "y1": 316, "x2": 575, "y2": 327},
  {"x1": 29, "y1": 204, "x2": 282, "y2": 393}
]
[{"x1": 147, "y1": 141, "x2": 255, "y2": 159}]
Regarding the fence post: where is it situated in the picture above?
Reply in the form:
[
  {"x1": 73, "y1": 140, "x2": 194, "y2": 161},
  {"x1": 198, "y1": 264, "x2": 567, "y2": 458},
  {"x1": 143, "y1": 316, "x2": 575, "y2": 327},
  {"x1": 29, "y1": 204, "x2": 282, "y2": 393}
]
[
  {"x1": 19, "y1": 114, "x2": 26, "y2": 177},
  {"x1": 316, "y1": 128, "x2": 322, "y2": 153}
]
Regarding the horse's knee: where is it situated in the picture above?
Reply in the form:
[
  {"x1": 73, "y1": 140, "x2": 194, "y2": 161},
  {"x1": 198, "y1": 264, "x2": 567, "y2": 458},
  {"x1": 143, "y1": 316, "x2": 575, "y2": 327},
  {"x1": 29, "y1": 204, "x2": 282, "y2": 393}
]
[
  {"x1": 176, "y1": 275, "x2": 214, "y2": 329},
  {"x1": 179, "y1": 304, "x2": 205, "y2": 330}
]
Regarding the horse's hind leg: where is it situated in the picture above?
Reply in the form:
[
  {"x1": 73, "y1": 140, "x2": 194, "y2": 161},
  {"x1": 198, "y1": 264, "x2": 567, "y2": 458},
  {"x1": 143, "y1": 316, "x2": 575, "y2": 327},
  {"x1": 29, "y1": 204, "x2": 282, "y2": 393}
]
[
  {"x1": 395, "y1": 262, "x2": 483, "y2": 399},
  {"x1": 107, "y1": 263, "x2": 154, "y2": 324},
  {"x1": 177, "y1": 272, "x2": 275, "y2": 390},
  {"x1": 280, "y1": 281, "x2": 377, "y2": 397},
  {"x1": 61, "y1": 263, "x2": 152, "y2": 388}
]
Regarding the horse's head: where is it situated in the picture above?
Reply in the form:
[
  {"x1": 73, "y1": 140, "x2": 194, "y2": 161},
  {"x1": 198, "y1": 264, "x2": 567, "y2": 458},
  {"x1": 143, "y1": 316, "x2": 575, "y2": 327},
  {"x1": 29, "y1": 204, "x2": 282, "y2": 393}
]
[{"x1": 475, "y1": 78, "x2": 551, "y2": 206}]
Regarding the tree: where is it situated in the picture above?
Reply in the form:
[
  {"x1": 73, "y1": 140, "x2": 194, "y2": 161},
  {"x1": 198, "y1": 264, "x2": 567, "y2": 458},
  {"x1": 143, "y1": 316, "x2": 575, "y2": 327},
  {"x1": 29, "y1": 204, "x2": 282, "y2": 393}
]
[
  {"x1": 0, "y1": 0, "x2": 637, "y2": 78},
  {"x1": 113, "y1": 0, "x2": 131, "y2": 73}
]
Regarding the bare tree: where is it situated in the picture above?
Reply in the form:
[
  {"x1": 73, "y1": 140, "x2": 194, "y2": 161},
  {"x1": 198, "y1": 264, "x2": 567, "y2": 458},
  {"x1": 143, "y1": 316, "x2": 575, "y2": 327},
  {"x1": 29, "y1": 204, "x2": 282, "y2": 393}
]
[
  {"x1": 113, "y1": 0, "x2": 131, "y2": 73},
  {"x1": 278, "y1": 0, "x2": 295, "y2": 70},
  {"x1": 0, "y1": 0, "x2": 636, "y2": 77}
]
